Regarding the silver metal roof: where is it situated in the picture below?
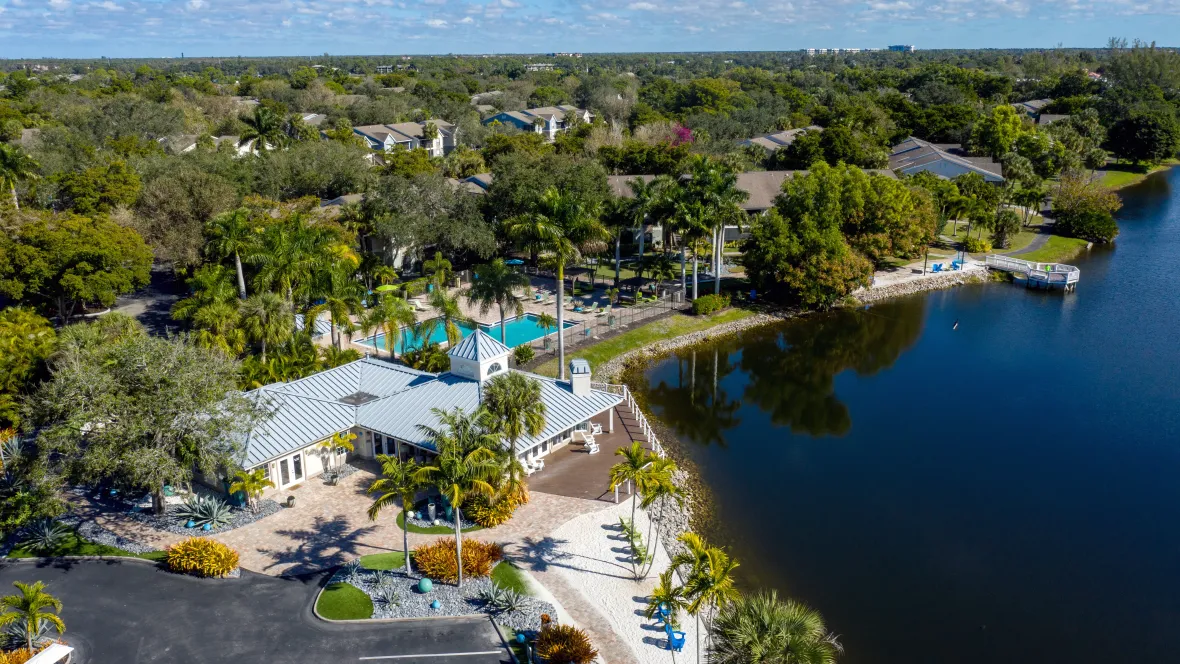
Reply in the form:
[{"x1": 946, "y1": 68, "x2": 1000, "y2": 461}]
[
  {"x1": 448, "y1": 329, "x2": 511, "y2": 362},
  {"x1": 569, "y1": 359, "x2": 591, "y2": 375}
]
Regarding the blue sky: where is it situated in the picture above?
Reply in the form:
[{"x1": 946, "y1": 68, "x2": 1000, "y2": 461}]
[{"x1": 0, "y1": 0, "x2": 1177, "y2": 59}]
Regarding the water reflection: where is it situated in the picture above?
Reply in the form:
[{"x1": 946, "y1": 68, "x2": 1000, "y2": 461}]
[{"x1": 638, "y1": 297, "x2": 927, "y2": 441}]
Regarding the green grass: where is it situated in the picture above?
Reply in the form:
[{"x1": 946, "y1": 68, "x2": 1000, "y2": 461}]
[
  {"x1": 7, "y1": 532, "x2": 166, "y2": 561},
  {"x1": 360, "y1": 551, "x2": 408, "y2": 571},
  {"x1": 534, "y1": 308, "x2": 754, "y2": 378},
  {"x1": 1097, "y1": 161, "x2": 1178, "y2": 190},
  {"x1": 503, "y1": 626, "x2": 530, "y2": 661},
  {"x1": 1014, "y1": 235, "x2": 1090, "y2": 264},
  {"x1": 491, "y1": 561, "x2": 531, "y2": 595},
  {"x1": 316, "y1": 582, "x2": 374, "y2": 620},
  {"x1": 396, "y1": 511, "x2": 483, "y2": 535}
]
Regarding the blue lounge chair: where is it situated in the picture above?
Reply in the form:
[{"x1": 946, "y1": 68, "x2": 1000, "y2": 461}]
[{"x1": 666, "y1": 628, "x2": 686, "y2": 652}]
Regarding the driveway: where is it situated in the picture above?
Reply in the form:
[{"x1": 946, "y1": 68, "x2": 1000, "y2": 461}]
[
  {"x1": 0, "y1": 559, "x2": 510, "y2": 664},
  {"x1": 111, "y1": 262, "x2": 182, "y2": 335}
]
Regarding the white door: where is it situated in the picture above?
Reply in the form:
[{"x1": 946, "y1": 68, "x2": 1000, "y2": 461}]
[{"x1": 277, "y1": 452, "x2": 304, "y2": 488}]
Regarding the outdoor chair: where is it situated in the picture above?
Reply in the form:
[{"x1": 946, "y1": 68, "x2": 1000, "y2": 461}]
[
  {"x1": 931, "y1": 263, "x2": 943, "y2": 273},
  {"x1": 591, "y1": 422, "x2": 603, "y2": 435},
  {"x1": 533, "y1": 458, "x2": 545, "y2": 472},
  {"x1": 586, "y1": 442, "x2": 600, "y2": 455},
  {"x1": 666, "y1": 627, "x2": 686, "y2": 652}
]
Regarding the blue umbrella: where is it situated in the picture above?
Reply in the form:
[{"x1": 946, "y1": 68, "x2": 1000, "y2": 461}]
[{"x1": 505, "y1": 259, "x2": 525, "y2": 265}]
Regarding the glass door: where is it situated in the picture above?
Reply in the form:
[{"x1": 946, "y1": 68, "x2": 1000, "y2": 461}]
[
  {"x1": 279, "y1": 458, "x2": 291, "y2": 486},
  {"x1": 292, "y1": 453, "x2": 303, "y2": 482}
]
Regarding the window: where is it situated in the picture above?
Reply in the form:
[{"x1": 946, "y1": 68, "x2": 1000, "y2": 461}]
[
  {"x1": 279, "y1": 459, "x2": 291, "y2": 485},
  {"x1": 292, "y1": 454, "x2": 303, "y2": 481},
  {"x1": 487, "y1": 362, "x2": 503, "y2": 375}
]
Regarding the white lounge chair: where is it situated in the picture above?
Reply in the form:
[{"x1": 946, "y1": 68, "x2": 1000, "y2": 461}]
[
  {"x1": 533, "y1": 458, "x2": 545, "y2": 472},
  {"x1": 586, "y1": 442, "x2": 600, "y2": 455},
  {"x1": 591, "y1": 422, "x2": 603, "y2": 435},
  {"x1": 523, "y1": 460, "x2": 536, "y2": 476},
  {"x1": 411, "y1": 298, "x2": 430, "y2": 312}
]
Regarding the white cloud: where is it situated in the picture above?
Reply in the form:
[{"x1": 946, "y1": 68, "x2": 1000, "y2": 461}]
[
  {"x1": 500, "y1": 0, "x2": 520, "y2": 6},
  {"x1": 458, "y1": 15, "x2": 473, "y2": 22},
  {"x1": 47, "y1": 0, "x2": 70, "y2": 10},
  {"x1": 425, "y1": 17, "x2": 447, "y2": 26},
  {"x1": 92, "y1": 1, "x2": 124, "y2": 10},
  {"x1": 628, "y1": 1, "x2": 657, "y2": 8},
  {"x1": 187, "y1": 0, "x2": 205, "y2": 8}
]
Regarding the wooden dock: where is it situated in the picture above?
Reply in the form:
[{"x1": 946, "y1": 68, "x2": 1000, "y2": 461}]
[{"x1": 985, "y1": 255, "x2": 1080, "y2": 292}]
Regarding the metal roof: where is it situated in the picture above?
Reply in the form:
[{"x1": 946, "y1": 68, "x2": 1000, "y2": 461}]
[
  {"x1": 570, "y1": 359, "x2": 591, "y2": 375},
  {"x1": 240, "y1": 390, "x2": 357, "y2": 467},
  {"x1": 448, "y1": 329, "x2": 511, "y2": 361}
]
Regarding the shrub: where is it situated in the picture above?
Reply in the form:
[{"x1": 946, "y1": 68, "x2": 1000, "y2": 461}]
[
  {"x1": 465, "y1": 488, "x2": 529, "y2": 528},
  {"x1": 17, "y1": 519, "x2": 71, "y2": 555},
  {"x1": 512, "y1": 344, "x2": 535, "y2": 366},
  {"x1": 0, "y1": 648, "x2": 36, "y2": 664},
  {"x1": 534, "y1": 624, "x2": 598, "y2": 664},
  {"x1": 964, "y1": 237, "x2": 992, "y2": 253},
  {"x1": 1058, "y1": 209, "x2": 1118, "y2": 243},
  {"x1": 477, "y1": 582, "x2": 525, "y2": 613},
  {"x1": 165, "y1": 537, "x2": 240, "y2": 578},
  {"x1": 413, "y1": 537, "x2": 503, "y2": 584},
  {"x1": 175, "y1": 494, "x2": 234, "y2": 529},
  {"x1": 691, "y1": 293, "x2": 730, "y2": 315}
]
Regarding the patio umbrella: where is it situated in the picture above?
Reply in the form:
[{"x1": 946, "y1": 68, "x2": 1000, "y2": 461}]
[
  {"x1": 505, "y1": 259, "x2": 525, "y2": 265},
  {"x1": 375, "y1": 284, "x2": 398, "y2": 293}
]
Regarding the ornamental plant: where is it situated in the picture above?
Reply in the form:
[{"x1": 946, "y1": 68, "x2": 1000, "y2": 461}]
[
  {"x1": 534, "y1": 624, "x2": 598, "y2": 664},
  {"x1": 691, "y1": 293, "x2": 731, "y2": 315},
  {"x1": 165, "y1": 537, "x2": 240, "y2": 578},
  {"x1": 413, "y1": 537, "x2": 503, "y2": 584}
]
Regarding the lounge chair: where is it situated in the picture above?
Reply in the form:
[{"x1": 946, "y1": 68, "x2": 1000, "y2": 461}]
[
  {"x1": 584, "y1": 302, "x2": 600, "y2": 314},
  {"x1": 533, "y1": 458, "x2": 545, "y2": 472},
  {"x1": 591, "y1": 422, "x2": 603, "y2": 435},
  {"x1": 412, "y1": 298, "x2": 430, "y2": 311},
  {"x1": 666, "y1": 627, "x2": 686, "y2": 652},
  {"x1": 586, "y1": 442, "x2": 600, "y2": 455}
]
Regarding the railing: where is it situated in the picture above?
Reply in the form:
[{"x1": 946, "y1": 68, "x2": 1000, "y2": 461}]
[
  {"x1": 531, "y1": 295, "x2": 690, "y2": 358},
  {"x1": 592, "y1": 382, "x2": 665, "y2": 458},
  {"x1": 984, "y1": 254, "x2": 1080, "y2": 285}
]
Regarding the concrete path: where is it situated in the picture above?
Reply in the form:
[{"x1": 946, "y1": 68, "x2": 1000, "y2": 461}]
[{"x1": 0, "y1": 559, "x2": 509, "y2": 664}]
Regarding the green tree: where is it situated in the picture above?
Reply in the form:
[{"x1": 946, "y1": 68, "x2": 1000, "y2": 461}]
[
  {"x1": 247, "y1": 208, "x2": 345, "y2": 307},
  {"x1": 239, "y1": 105, "x2": 287, "y2": 153},
  {"x1": 608, "y1": 441, "x2": 656, "y2": 534},
  {"x1": 991, "y1": 209, "x2": 1023, "y2": 249},
  {"x1": 385, "y1": 147, "x2": 437, "y2": 178},
  {"x1": 0, "y1": 308, "x2": 56, "y2": 429},
  {"x1": 228, "y1": 468, "x2": 275, "y2": 513},
  {"x1": 367, "y1": 455, "x2": 423, "y2": 575},
  {"x1": 420, "y1": 287, "x2": 470, "y2": 347},
  {"x1": 503, "y1": 187, "x2": 608, "y2": 379},
  {"x1": 441, "y1": 145, "x2": 487, "y2": 179},
  {"x1": 709, "y1": 591, "x2": 843, "y2": 664},
  {"x1": 308, "y1": 264, "x2": 364, "y2": 349},
  {"x1": 0, "y1": 213, "x2": 152, "y2": 325},
  {"x1": 465, "y1": 259, "x2": 530, "y2": 346},
  {"x1": 673, "y1": 533, "x2": 741, "y2": 664},
  {"x1": 239, "y1": 292, "x2": 293, "y2": 363},
  {"x1": 53, "y1": 160, "x2": 142, "y2": 216},
  {"x1": 482, "y1": 372, "x2": 546, "y2": 483},
  {"x1": 0, "y1": 581, "x2": 65, "y2": 652},
  {"x1": 423, "y1": 251, "x2": 453, "y2": 287},
  {"x1": 1108, "y1": 106, "x2": 1180, "y2": 166},
  {"x1": 971, "y1": 104, "x2": 1028, "y2": 158},
  {"x1": 0, "y1": 144, "x2": 39, "y2": 211},
  {"x1": 207, "y1": 208, "x2": 257, "y2": 300},
  {"x1": 364, "y1": 293, "x2": 416, "y2": 358},
  {"x1": 171, "y1": 264, "x2": 245, "y2": 355},
  {"x1": 28, "y1": 328, "x2": 262, "y2": 514},
  {"x1": 1052, "y1": 173, "x2": 1123, "y2": 243}
]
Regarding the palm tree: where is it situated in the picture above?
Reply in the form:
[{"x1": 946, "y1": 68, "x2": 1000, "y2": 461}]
[
  {"x1": 0, "y1": 144, "x2": 39, "y2": 211},
  {"x1": 207, "y1": 208, "x2": 256, "y2": 299},
  {"x1": 535, "y1": 312, "x2": 557, "y2": 350},
  {"x1": 414, "y1": 413, "x2": 501, "y2": 588},
  {"x1": 503, "y1": 187, "x2": 609, "y2": 380},
  {"x1": 228, "y1": 468, "x2": 275, "y2": 513},
  {"x1": 423, "y1": 251, "x2": 453, "y2": 287},
  {"x1": 709, "y1": 591, "x2": 843, "y2": 664},
  {"x1": 0, "y1": 581, "x2": 65, "y2": 652},
  {"x1": 172, "y1": 265, "x2": 245, "y2": 353},
  {"x1": 239, "y1": 292, "x2": 293, "y2": 363},
  {"x1": 482, "y1": 373, "x2": 546, "y2": 483},
  {"x1": 628, "y1": 177, "x2": 670, "y2": 267},
  {"x1": 365, "y1": 293, "x2": 416, "y2": 358},
  {"x1": 638, "y1": 456, "x2": 682, "y2": 579},
  {"x1": 645, "y1": 567, "x2": 688, "y2": 626},
  {"x1": 609, "y1": 441, "x2": 656, "y2": 533},
  {"x1": 465, "y1": 259, "x2": 530, "y2": 346},
  {"x1": 247, "y1": 211, "x2": 338, "y2": 307},
  {"x1": 420, "y1": 287, "x2": 470, "y2": 348},
  {"x1": 239, "y1": 105, "x2": 287, "y2": 153},
  {"x1": 674, "y1": 533, "x2": 741, "y2": 664},
  {"x1": 367, "y1": 455, "x2": 422, "y2": 575},
  {"x1": 318, "y1": 431, "x2": 356, "y2": 480},
  {"x1": 308, "y1": 264, "x2": 365, "y2": 350}
]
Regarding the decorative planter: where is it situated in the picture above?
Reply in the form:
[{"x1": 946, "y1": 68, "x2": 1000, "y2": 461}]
[{"x1": 286, "y1": 495, "x2": 296, "y2": 508}]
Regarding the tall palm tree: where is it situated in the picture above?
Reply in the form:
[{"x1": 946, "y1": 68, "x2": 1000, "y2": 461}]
[
  {"x1": 247, "y1": 211, "x2": 338, "y2": 307},
  {"x1": 207, "y1": 208, "x2": 256, "y2": 299},
  {"x1": 423, "y1": 251, "x2": 453, "y2": 287},
  {"x1": 482, "y1": 373, "x2": 546, "y2": 483},
  {"x1": 628, "y1": 177, "x2": 670, "y2": 267},
  {"x1": 674, "y1": 533, "x2": 741, "y2": 664},
  {"x1": 414, "y1": 414, "x2": 500, "y2": 588},
  {"x1": 420, "y1": 287, "x2": 470, "y2": 348},
  {"x1": 465, "y1": 259, "x2": 530, "y2": 346},
  {"x1": 368, "y1": 455, "x2": 422, "y2": 575},
  {"x1": 239, "y1": 105, "x2": 287, "y2": 153},
  {"x1": 308, "y1": 264, "x2": 365, "y2": 350},
  {"x1": 0, "y1": 144, "x2": 40, "y2": 211},
  {"x1": 503, "y1": 187, "x2": 609, "y2": 380},
  {"x1": 0, "y1": 581, "x2": 65, "y2": 652},
  {"x1": 609, "y1": 441, "x2": 656, "y2": 532},
  {"x1": 365, "y1": 293, "x2": 416, "y2": 358},
  {"x1": 172, "y1": 264, "x2": 245, "y2": 353},
  {"x1": 601, "y1": 197, "x2": 631, "y2": 286},
  {"x1": 638, "y1": 456, "x2": 682, "y2": 579},
  {"x1": 228, "y1": 468, "x2": 275, "y2": 513},
  {"x1": 709, "y1": 591, "x2": 843, "y2": 664},
  {"x1": 239, "y1": 292, "x2": 293, "y2": 363},
  {"x1": 318, "y1": 431, "x2": 356, "y2": 479}
]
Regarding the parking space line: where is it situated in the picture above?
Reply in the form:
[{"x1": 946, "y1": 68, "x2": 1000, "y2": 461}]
[{"x1": 359, "y1": 651, "x2": 503, "y2": 660}]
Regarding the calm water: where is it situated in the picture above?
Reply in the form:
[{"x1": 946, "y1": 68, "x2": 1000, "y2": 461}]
[{"x1": 630, "y1": 168, "x2": 1180, "y2": 664}]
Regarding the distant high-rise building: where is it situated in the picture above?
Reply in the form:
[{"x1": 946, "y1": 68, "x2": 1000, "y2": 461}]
[{"x1": 888, "y1": 45, "x2": 916, "y2": 53}]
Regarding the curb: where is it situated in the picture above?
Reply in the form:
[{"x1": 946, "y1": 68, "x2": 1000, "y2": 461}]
[{"x1": 1, "y1": 555, "x2": 242, "y2": 579}]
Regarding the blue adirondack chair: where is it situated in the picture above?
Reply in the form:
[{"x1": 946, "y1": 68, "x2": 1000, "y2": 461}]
[
  {"x1": 932, "y1": 263, "x2": 943, "y2": 273},
  {"x1": 666, "y1": 627, "x2": 686, "y2": 652}
]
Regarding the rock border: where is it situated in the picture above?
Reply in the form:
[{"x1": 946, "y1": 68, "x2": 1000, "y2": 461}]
[{"x1": 849, "y1": 270, "x2": 986, "y2": 305}]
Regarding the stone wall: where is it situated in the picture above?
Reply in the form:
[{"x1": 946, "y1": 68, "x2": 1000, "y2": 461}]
[{"x1": 851, "y1": 270, "x2": 986, "y2": 305}]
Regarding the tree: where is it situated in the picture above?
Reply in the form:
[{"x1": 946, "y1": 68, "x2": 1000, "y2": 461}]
[
  {"x1": 0, "y1": 581, "x2": 65, "y2": 652},
  {"x1": 367, "y1": 455, "x2": 423, "y2": 575},
  {"x1": 135, "y1": 166, "x2": 239, "y2": 269},
  {"x1": 0, "y1": 308, "x2": 56, "y2": 429},
  {"x1": 239, "y1": 292, "x2": 293, "y2": 363},
  {"x1": 172, "y1": 264, "x2": 245, "y2": 354},
  {"x1": 482, "y1": 373, "x2": 546, "y2": 483},
  {"x1": 679, "y1": 156, "x2": 748, "y2": 295},
  {"x1": 971, "y1": 104, "x2": 1028, "y2": 158},
  {"x1": 638, "y1": 456, "x2": 680, "y2": 579},
  {"x1": 318, "y1": 431, "x2": 356, "y2": 480},
  {"x1": 608, "y1": 441, "x2": 656, "y2": 533},
  {"x1": 228, "y1": 468, "x2": 275, "y2": 513},
  {"x1": 991, "y1": 209, "x2": 1023, "y2": 249},
  {"x1": 365, "y1": 173, "x2": 495, "y2": 264},
  {"x1": 673, "y1": 533, "x2": 741, "y2": 664},
  {"x1": 308, "y1": 264, "x2": 364, "y2": 349},
  {"x1": 28, "y1": 328, "x2": 262, "y2": 514},
  {"x1": 365, "y1": 293, "x2": 416, "y2": 358},
  {"x1": 504, "y1": 187, "x2": 608, "y2": 380},
  {"x1": 239, "y1": 105, "x2": 287, "y2": 153},
  {"x1": 423, "y1": 251, "x2": 453, "y2": 287},
  {"x1": 1053, "y1": 173, "x2": 1123, "y2": 243},
  {"x1": 0, "y1": 213, "x2": 152, "y2": 325},
  {"x1": 207, "y1": 208, "x2": 257, "y2": 299},
  {"x1": 465, "y1": 259, "x2": 530, "y2": 346},
  {"x1": 420, "y1": 287, "x2": 470, "y2": 347},
  {"x1": 0, "y1": 144, "x2": 39, "y2": 211},
  {"x1": 247, "y1": 208, "x2": 345, "y2": 307},
  {"x1": 385, "y1": 148, "x2": 437, "y2": 178},
  {"x1": 52, "y1": 160, "x2": 141, "y2": 216},
  {"x1": 414, "y1": 411, "x2": 500, "y2": 588},
  {"x1": 442, "y1": 145, "x2": 486, "y2": 179},
  {"x1": 1108, "y1": 106, "x2": 1180, "y2": 166},
  {"x1": 709, "y1": 591, "x2": 843, "y2": 664}
]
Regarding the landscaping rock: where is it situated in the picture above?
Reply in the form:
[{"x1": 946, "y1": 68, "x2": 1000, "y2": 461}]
[
  {"x1": 851, "y1": 270, "x2": 985, "y2": 305},
  {"x1": 124, "y1": 498, "x2": 282, "y2": 536}
]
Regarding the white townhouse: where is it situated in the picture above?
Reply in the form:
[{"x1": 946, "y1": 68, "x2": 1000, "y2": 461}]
[
  {"x1": 482, "y1": 106, "x2": 593, "y2": 142},
  {"x1": 352, "y1": 119, "x2": 458, "y2": 157}
]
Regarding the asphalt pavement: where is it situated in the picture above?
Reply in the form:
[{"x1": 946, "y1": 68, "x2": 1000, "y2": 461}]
[{"x1": 0, "y1": 559, "x2": 511, "y2": 664}]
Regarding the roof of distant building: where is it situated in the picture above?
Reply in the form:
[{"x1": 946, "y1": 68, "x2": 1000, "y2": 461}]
[
  {"x1": 739, "y1": 126, "x2": 823, "y2": 152},
  {"x1": 889, "y1": 137, "x2": 1004, "y2": 182}
]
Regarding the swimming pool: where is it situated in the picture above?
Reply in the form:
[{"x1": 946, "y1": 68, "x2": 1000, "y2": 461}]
[{"x1": 357, "y1": 313, "x2": 576, "y2": 354}]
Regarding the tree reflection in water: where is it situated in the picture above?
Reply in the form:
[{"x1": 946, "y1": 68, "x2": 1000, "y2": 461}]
[{"x1": 633, "y1": 297, "x2": 926, "y2": 443}]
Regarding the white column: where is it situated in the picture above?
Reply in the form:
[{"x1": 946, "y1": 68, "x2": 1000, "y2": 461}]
[{"x1": 609, "y1": 407, "x2": 615, "y2": 433}]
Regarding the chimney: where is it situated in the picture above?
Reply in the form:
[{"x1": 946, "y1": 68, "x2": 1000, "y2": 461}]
[{"x1": 569, "y1": 359, "x2": 591, "y2": 397}]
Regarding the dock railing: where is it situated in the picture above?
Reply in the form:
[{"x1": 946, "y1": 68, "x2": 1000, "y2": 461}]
[
  {"x1": 592, "y1": 382, "x2": 665, "y2": 458},
  {"x1": 985, "y1": 254, "x2": 1080, "y2": 287}
]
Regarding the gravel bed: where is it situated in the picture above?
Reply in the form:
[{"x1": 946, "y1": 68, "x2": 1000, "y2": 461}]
[
  {"x1": 324, "y1": 462, "x2": 361, "y2": 483},
  {"x1": 125, "y1": 498, "x2": 282, "y2": 536},
  {"x1": 68, "y1": 516, "x2": 157, "y2": 554},
  {"x1": 329, "y1": 565, "x2": 555, "y2": 631},
  {"x1": 404, "y1": 499, "x2": 479, "y2": 531}
]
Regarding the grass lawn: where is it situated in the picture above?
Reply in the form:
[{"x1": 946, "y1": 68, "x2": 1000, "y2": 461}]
[
  {"x1": 360, "y1": 551, "x2": 408, "y2": 571},
  {"x1": 396, "y1": 511, "x2": 483, "y2": 535},
  {"x1": 7, "y1": 532, "x2": 166, "y2": 561},
  {"x1": 503, "y1": 627, "x2": 530, "y2": 661},
  {"x1": 491, "y1": 561, "x2": 531, "y2": 595},
  {"x1": 1097, "y1": 161, "x2": 1178, "y2": 190},
  {"x1": 316, "y1": 582, "x2": 374, "y2": 620},
  {"x1": 1015, "y1": 235, "x2": 1090, "y2": 263},
  {"x1": 534, "y1": 308, "x2": 754, "y2": 378}
]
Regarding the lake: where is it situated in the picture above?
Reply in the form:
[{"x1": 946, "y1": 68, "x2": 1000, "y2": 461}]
[{"x1": 628, "y1": 167, "x2": 1180, "y2": 664}]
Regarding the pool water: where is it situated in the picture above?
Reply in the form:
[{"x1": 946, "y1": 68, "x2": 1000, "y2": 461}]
[{"x1": 358, "y1": 313, "x2": 575, "y2": 354}]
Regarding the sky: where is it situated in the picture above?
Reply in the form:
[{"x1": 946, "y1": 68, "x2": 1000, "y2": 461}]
[{"x1": 0, "y1": 0, "x2": 1178, "y2": 59}]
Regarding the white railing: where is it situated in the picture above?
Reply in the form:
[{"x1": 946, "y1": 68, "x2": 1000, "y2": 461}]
[
  {"x1": 984, "y1": 254, "x2": 1080, "y2": 285},
  {"x1": 592, "y1": 382, "x2": 665, "y2": 458}
]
